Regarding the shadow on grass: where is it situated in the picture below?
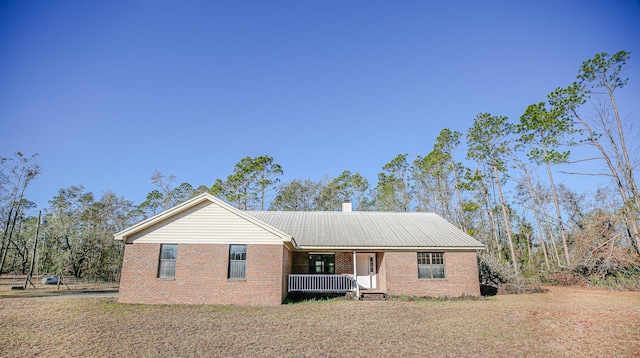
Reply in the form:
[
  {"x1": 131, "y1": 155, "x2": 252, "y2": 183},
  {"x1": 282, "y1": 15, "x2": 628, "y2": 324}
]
[
  {"x1": 480, "y1": 284, "x2": 498, "y2": 296},
  {"x1": 284, "y1": 292, "x2": 353, "y2": 304}
]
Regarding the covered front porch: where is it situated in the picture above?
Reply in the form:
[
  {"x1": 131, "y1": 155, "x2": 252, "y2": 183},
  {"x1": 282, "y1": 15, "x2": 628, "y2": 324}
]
[{"x1": 287, "y1": 251, "x2": 385, "y2": 300}]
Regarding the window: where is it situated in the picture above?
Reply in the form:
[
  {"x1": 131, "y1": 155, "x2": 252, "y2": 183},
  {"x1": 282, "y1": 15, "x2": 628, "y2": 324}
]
[
  {"x1": 228, "y1": 244, "x2": 247, "y2": 279},
  {"x1": 158, "y1": 244, "x2": 178, "y2": 278},
  {"x1": 308, "y1": 254, "x2": 335, "y2": 274},
  {"x1": 417, "y1": 252, "x2": 445, "y2": 279}
]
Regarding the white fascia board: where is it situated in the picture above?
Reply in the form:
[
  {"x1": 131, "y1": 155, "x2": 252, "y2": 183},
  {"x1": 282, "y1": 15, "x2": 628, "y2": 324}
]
[
  {"x1": 124, "y1": 238, "x2": 288, "y2": 245},
  {"x1": 295, "y1": 246, "x2": 485, "y2": 251}
]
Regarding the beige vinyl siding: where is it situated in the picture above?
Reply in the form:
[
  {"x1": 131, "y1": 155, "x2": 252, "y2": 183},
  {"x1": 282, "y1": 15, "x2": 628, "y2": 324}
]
[{"x1": 129, "y1": 201, "x2": 284, "y2": 244}]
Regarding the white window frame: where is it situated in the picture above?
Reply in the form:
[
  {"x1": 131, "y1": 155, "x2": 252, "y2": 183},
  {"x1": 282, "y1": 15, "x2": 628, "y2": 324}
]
[
  {"x1": 417, "y1": 252, "x2": 445, "y2": 279},
  {"x1": 228, "y1": 244, "x2": 247, "y2": 279},
  {"x1": 158, "y1": 244, "x2": 178, "y2": 279}
]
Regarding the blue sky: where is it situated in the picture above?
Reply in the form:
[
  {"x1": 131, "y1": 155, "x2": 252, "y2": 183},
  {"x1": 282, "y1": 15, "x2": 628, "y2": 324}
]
[{"x1": 1, "y1": 1, "x2": 639, "y2": 213}]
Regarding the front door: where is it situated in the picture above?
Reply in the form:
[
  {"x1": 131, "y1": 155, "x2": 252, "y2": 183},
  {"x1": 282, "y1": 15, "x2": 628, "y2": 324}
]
[{"x1": 356, "y1": 253, "x2": 377, "y2": 289}]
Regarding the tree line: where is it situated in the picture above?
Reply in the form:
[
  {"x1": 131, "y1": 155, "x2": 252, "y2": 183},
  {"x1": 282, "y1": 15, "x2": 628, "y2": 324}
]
[{"x1": 1, "y1": 51, "x2": 638, "y2": 289}]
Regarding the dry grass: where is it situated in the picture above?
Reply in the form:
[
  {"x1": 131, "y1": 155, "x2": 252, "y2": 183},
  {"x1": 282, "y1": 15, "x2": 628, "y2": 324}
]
[
  {"x1": 0, "y1": 275, "x2": 118, "y2": 296},
  {"x1": 1, "y1": 286, "x2": 639, "y2": 357}
]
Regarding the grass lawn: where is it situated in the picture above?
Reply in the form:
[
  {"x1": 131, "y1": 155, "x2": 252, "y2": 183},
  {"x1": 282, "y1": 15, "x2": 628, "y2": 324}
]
[{"x1": 1, "y1": 286, "x2": 639, "y2": 357}]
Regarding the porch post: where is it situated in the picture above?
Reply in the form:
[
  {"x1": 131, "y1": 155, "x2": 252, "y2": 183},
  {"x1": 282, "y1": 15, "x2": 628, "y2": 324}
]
[{"x1": 353, "y1": 250, "x2": 359, "y2": 300}]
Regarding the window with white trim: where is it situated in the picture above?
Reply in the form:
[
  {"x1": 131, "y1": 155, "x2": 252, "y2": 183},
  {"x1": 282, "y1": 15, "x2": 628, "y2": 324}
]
[
  {"x1": 417, "y1": 252, "x2": 445, "y2": 279},
  {"x1": 228, "y1": 244, "x2": 247, "y2": 279},
  {"x1": 158, "y1": 244, "x2": 178, "y2": 278}
]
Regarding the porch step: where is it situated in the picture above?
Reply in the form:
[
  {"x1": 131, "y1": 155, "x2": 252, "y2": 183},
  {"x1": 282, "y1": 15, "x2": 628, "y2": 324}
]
[{"x1": 360, "y1": 292, "x2": 387, "y2": 301}]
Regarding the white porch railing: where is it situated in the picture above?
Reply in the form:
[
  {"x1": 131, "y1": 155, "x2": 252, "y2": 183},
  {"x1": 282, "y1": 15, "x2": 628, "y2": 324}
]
[{"x1": 288, "y1": 274, "x2": 356, "y2": 293}]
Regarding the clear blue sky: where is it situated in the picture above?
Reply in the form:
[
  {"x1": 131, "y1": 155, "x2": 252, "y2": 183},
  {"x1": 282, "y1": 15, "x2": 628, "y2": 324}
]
[{"x1": 1, "y1": 1, "x2": 639, "y2": 213}]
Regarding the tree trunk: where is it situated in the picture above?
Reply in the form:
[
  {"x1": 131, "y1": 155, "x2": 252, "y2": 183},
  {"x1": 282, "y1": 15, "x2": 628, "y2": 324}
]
[
  {"x1": 608, "y1": 91, "x2": 640, "y2": 255},
  {"x1": 493, "y1": 165, "x2": 519, "y2": 275},
  {"x1": 543, "y1": 145, "x2": 571, "y2": 265},
  {"x1": 543, "y1": 214, "x2": 561, "y2": 266},
  {"x1": 522, "y1": 165, "x2": 550, "y2": 270},
  {"x1": 450, "y1": 161, "x2": 467, "y2": 231},
  {"x1": 479, "y1": 174, "x2": 501, "y2": 256},
  {"x1": 608, "y1": 85, "x2": 640, "y2": 221},
  {"x1": 574, "y1": 109, "x2": 640, "y2": 256}
]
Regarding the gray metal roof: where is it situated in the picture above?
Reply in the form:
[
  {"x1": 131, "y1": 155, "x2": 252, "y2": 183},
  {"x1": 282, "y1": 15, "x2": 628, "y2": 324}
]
[{"x1": 245, "y1": 211, "x2": 484, "y2": 249}]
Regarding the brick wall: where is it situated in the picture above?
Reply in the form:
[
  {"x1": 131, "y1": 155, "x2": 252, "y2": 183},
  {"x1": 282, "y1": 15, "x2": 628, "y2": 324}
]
[
  {"x1": 384, "y1": 251, "x2": 480, "y2": 297},
  {"x1": 281, "y1": 246, "x2": 292, "y2": 300},
  {"x1": 334, "y1": 252, "x2": 353, "y2": 275},
  {"x1": 118, "y1": 243, "x2": 287, "y2": 306},
  {"x1": 291, "y1": 251, "x2": 308, "y2": 274},
  {"x1": 376, "y1": 252, "x2": 386, "y2": 292}
]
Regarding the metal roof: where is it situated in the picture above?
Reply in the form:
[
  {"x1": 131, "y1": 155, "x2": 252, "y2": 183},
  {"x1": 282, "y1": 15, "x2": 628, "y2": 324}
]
[{"x1": 245, "y1": 211, "x2": 484, "y2": 249}]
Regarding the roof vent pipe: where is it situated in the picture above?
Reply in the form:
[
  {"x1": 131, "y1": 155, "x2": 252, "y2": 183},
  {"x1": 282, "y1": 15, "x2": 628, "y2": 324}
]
[{"x1": 342, "y1": 201, "x2": 352, "y2": 212}]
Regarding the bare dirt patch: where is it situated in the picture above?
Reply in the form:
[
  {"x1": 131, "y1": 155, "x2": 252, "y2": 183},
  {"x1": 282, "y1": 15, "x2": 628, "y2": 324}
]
[{"x1": 1, "y1": 286, "x2": 638, "y2": 357}]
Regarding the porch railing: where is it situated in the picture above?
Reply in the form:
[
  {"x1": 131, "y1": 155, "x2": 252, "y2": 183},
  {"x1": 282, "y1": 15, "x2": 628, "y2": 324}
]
[{"x1": 288, "y1": 274, "x2": 356, "y2": 293}]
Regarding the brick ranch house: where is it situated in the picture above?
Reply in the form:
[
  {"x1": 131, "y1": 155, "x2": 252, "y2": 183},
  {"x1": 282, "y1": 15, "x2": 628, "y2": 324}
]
[{"x1": 114, "y1": 193, "x2": 484, "y2": 306}]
